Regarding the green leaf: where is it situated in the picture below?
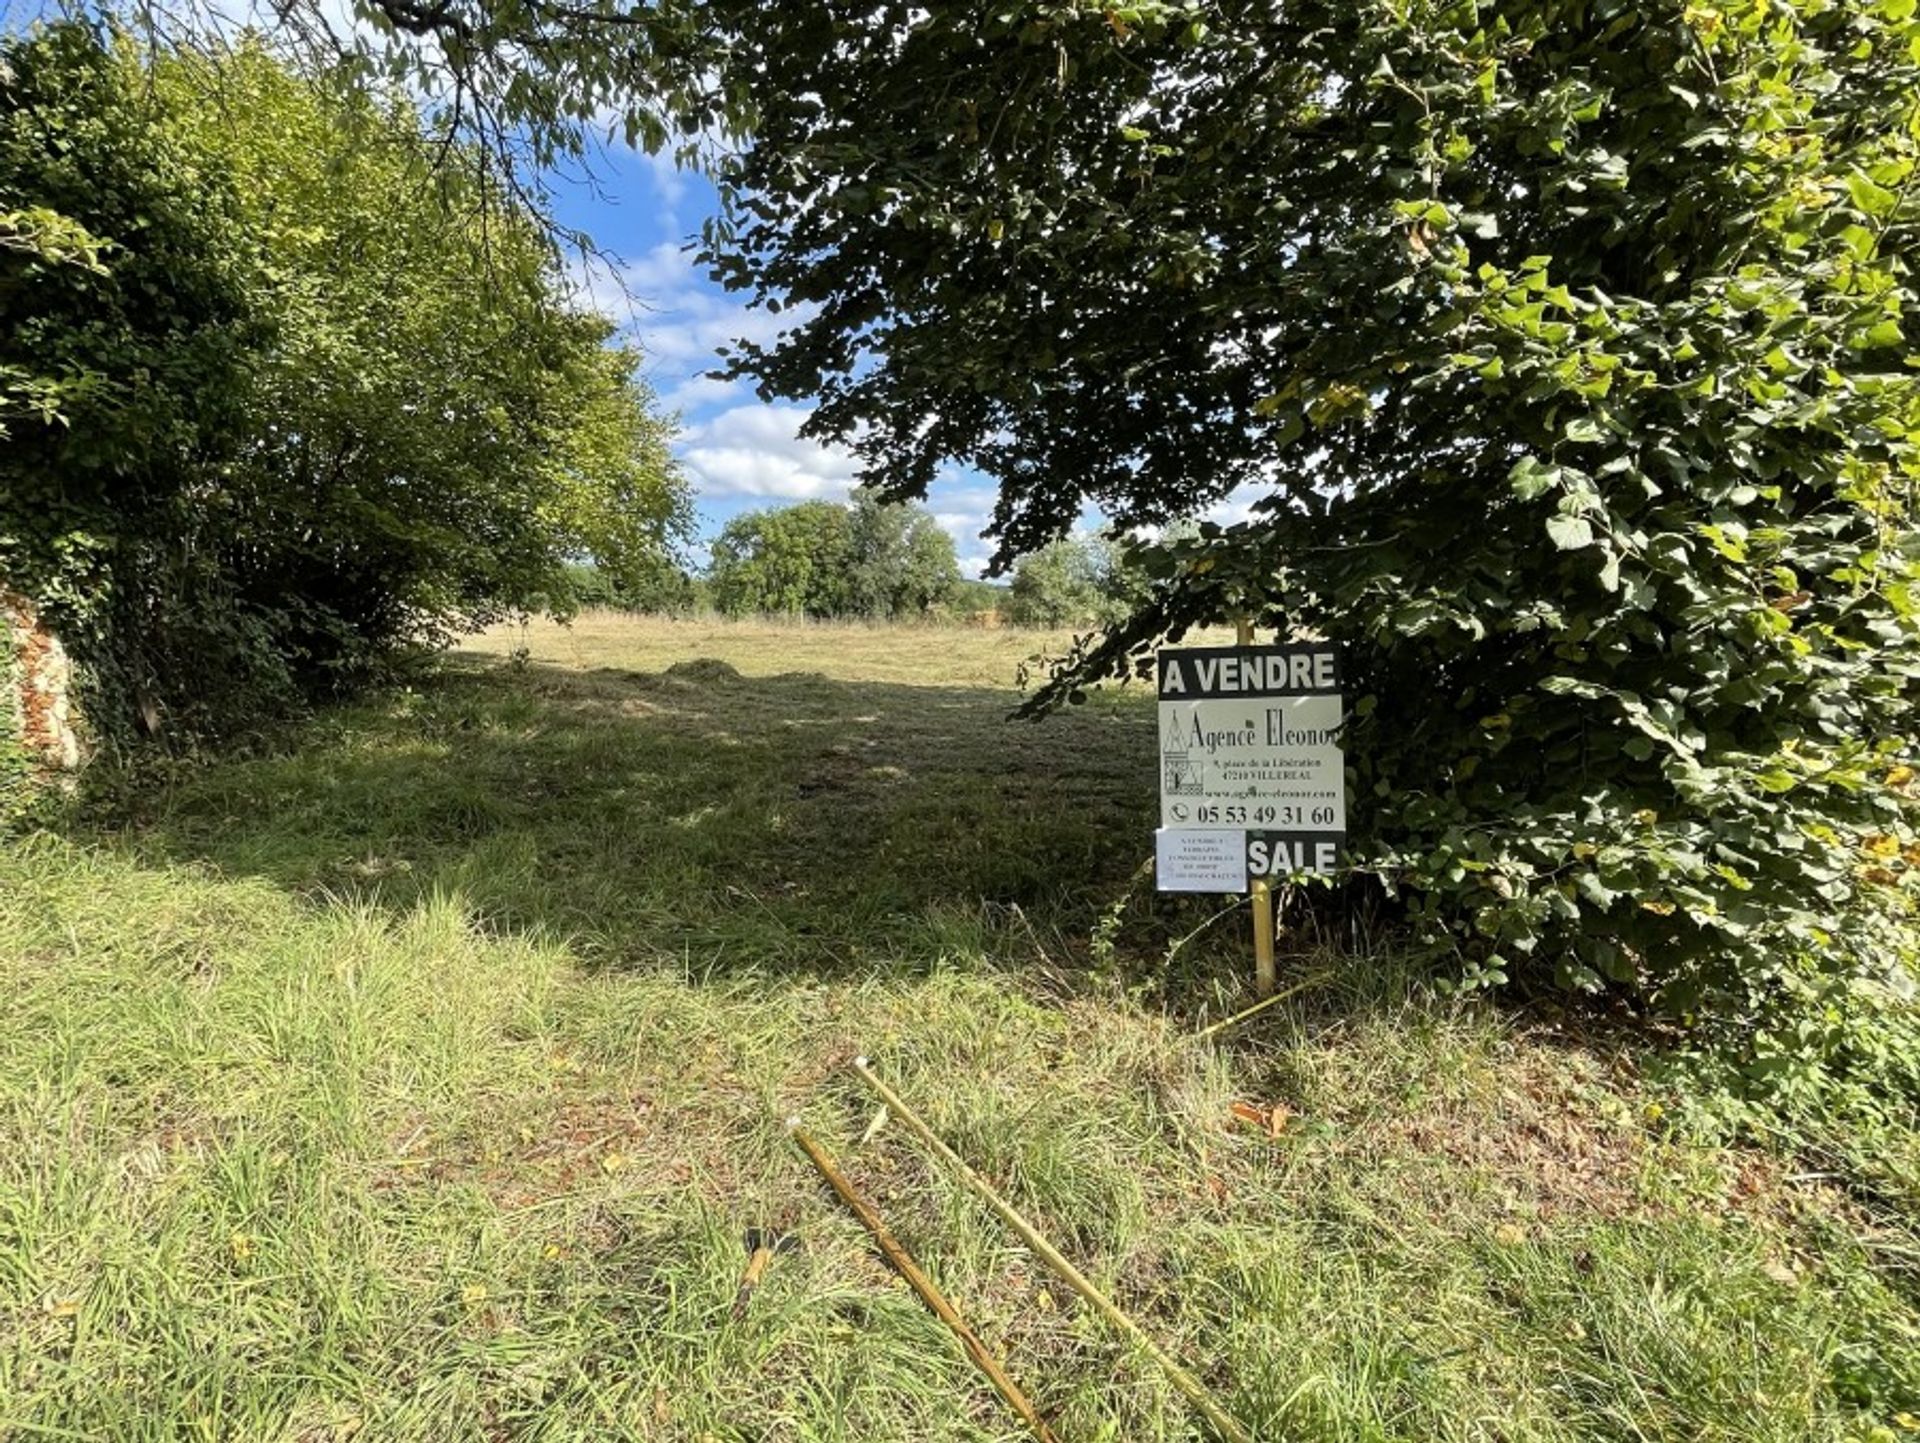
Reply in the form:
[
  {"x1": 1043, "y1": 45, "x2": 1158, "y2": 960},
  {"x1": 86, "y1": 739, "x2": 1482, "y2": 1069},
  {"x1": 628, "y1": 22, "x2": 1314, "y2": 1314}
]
[
  {"x1": 1546, "y1": 514, "x2": 1595, "y2": 551},
  {"x1": 1509, "y1": 456, "x2": 1560, "y2": 501},
  {"x1": 1845, "y1": 171, "x2": 1899, "y2": 219}
]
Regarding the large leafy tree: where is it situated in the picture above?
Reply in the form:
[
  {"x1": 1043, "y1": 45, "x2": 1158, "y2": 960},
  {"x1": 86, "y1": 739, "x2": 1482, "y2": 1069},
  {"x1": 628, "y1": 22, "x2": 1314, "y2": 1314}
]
[
  {"x1": 1, "y1": 26, "x2": 688, "y2": 735},
  {"x1": 1007, "y1": 535, "x2": 1111, "y2": 628},
  {"x1": 164, "y1": 40, "x2": 688, "y2": 687},
  {"x1": 708, "y1": 493, "x2": 960, "y2": 618},
  {"x1": 709, "y1": 500, "x2": 855, "y2": 618},
  {"x1": 0, "y1": 25, "x2": 267, "y2": 601},
  {"x1": 695, "y1": 0, "x2": 1920, "y2": 1075},
  {"x1": 845, "y1": 489, "x2": 962, "y2": 617}
]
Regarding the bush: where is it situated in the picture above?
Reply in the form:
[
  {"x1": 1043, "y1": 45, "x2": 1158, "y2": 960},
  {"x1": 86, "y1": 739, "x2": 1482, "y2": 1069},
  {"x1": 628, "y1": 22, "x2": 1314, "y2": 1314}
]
[{"x1": 1006, "y1": 535, "x2": 1123, "y2": 628}]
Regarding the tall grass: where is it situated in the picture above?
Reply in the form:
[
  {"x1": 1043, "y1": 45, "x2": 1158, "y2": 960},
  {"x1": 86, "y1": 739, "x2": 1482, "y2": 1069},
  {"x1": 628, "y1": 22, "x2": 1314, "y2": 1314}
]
[{"x1": 2, "y1": 615, "x2": 1915, "y2": 1439}]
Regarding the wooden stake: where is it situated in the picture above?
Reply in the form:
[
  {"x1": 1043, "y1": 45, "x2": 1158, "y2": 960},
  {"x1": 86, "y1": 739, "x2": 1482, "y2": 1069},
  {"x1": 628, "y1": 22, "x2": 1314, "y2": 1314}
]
[
  {"x1": 1250, "y1": 877, "x2": 1276, "y2": 999},
  {"x1": 788, "y1": 1120, "x2": 1062, "y2": 1443},
  {"x1": 1233, "y1": 618, "x2": 1273, "y2": 1000},
  {"x1": 851, "y1": 1060, "x2": 1256, "y2": 1443},
  {"x1": 1193, "y1": 967, "x2": 1337, "y2": 1043}
]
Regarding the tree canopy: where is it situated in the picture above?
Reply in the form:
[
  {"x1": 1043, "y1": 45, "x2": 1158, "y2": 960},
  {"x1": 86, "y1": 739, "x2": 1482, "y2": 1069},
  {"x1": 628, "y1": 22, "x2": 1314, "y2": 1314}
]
[
  {"x1": 696, "y1": 0, "x2": 1920, "y2": 1079},
  {"x1": 708, "y1": 492, "x2": 960, "y2": 619},
  {"x1": 1006, "y1": 534, "x2": 1114, "y2": 628},
  {"x1": 1, "y1": 25, "x2": 688, "y2": 736}
]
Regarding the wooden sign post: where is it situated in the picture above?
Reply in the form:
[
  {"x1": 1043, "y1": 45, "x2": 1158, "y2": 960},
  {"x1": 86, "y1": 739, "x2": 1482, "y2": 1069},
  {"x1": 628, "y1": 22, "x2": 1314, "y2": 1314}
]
[{"x1": 1153, "y1": 623, "x2": 1345, "y2": 999}]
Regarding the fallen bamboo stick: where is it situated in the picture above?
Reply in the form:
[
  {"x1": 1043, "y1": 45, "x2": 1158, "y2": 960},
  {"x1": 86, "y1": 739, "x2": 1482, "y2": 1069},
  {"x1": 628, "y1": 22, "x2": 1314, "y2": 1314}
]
[
  {"x1": 850, "y1": 1058, "x2": 1256, "y2": 1443},
  {"x1": 787, "y1": 1119, "x2": 1062, "y2": 1443},
  {"x1": 1192, "y1": 968, "x2": 1338, "y2": 1043}
]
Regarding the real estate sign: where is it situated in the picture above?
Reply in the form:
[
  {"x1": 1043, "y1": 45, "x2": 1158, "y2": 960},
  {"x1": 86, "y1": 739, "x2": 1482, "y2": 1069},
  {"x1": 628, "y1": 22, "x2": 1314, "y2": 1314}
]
[{"x1": 1154, "y1": 644, "x2": 1345, "y2": 892}]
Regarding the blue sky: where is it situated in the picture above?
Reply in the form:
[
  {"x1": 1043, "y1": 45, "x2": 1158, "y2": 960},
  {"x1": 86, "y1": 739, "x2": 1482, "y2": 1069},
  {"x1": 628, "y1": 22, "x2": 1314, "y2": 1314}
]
[
  {"x1": 545, "y1": 142, "x2": 1275, "y2": 575},
  {"x1": 548, "y1": 145, "x2": 1011, "y2": 579}
]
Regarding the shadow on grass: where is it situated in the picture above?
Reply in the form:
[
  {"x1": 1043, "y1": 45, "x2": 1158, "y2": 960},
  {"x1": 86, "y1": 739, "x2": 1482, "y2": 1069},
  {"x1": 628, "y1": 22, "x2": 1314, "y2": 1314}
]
[{"x1": 74, "y1": 655, "x2": 1189, "y2": 987}]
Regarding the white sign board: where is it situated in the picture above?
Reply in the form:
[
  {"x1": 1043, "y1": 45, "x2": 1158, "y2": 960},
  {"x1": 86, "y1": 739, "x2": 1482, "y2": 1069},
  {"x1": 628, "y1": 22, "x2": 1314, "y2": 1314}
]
[
  {"x1": 1153, "y1": 827, "x2": 1246, "y2": 892},
  {"x1": 1154, "y1": 644, "x2": 1345, "y2": 892}
]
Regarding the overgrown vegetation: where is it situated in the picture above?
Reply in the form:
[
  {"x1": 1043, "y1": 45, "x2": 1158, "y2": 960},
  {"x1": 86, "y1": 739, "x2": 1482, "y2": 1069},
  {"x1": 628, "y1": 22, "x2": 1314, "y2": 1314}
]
[
  {"x1": 34, "y1": 5, "x2": 1912, "y2": 1116},
  {"x1": 4, "y1": 616, "x2": 1914, "y2": 1440},
  {"x1": 0, "y1": 612, "x2": 27, "y2": 822},
  {"x1": 0, "y1": 25, "x2": 687, "y2": 746}
]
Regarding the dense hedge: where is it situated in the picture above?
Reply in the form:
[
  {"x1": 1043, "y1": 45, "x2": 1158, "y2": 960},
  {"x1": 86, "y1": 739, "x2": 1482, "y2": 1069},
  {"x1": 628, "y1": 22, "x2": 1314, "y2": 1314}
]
[{"x1": 999, "y1": 3, "x2": 1920, "y2": 1106}]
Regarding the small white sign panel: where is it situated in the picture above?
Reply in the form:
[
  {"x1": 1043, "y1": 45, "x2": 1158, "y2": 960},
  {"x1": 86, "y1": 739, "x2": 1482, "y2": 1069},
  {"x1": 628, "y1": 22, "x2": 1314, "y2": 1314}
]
[{"x1": 1154, "y1": 827, "x2": 1247, "y2": 893}]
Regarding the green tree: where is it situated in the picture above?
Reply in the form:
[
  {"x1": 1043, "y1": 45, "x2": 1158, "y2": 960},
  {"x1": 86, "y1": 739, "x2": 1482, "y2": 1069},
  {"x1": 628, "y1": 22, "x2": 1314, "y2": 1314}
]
[
  {"x1": 690, "y1": 1, "x2": 1920, "y2": 1072},
  {"x1": 709, "y1": 494, "x2": 958, "y2": 619},
  {"x1": 708, "y1": 501, "x2": 854, "y2": 618},
  {"x1": 845, "y1": 489, "x2": 961, "y2": 617},
  {"x1": 557, "y1": 555, "x2": 700, "y2": 614},
  {"x1": 0, "y1": 27, "x2": 689, "y2": 736},
  {"x1": 170, "y1": 40, "x2": 688, "y2": 683},
  {"x1": 0, "y1": 24, "x2": 282, "y2": 730},
  {"x1": 0, "y1": 205, "x2": 111, "y2": 442},
  {"x1": 1006, "y1": 536, "x2": 1109, "y2": 629}
]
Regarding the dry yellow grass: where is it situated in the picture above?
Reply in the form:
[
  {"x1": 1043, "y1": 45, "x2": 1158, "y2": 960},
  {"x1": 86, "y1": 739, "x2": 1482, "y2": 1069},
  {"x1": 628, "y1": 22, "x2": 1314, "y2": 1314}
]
[{"x1": 463, "y1": 610, "x2": 1096, "y2": 692}]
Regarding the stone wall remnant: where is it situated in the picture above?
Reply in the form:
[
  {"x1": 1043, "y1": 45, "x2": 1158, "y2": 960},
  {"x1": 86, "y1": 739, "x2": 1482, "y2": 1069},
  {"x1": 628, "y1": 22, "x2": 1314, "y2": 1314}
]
[{"x1": 3, "y1": 590, "x2": 84, "y2": 777}]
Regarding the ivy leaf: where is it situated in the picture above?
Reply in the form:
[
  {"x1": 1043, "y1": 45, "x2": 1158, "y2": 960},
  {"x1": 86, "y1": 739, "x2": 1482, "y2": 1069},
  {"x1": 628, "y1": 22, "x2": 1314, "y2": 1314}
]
[{"x1": 1845, "y1": 171, "x2": 1899, "y2": 219}]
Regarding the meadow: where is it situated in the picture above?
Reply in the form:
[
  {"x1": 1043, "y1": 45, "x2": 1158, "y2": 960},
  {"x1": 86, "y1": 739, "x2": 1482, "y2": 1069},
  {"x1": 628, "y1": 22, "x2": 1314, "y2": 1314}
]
[{"x1": 2, "y1": 613, "x2": 1916, "y2": 1441}]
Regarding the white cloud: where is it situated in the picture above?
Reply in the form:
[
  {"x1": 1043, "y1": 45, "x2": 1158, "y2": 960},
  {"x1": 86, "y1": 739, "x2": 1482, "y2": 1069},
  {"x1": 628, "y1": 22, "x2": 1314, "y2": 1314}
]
[
  {"x1": 570, "y1": 241, "x2": 803, "y2": 381},
  {"x1": 932, "y1": 511, "x2": 987, "y2": 540},
  {"x1": 681, "y1": 404, "x2": 860, "y2": 500},
  {"x1": 633, "y1": 146, "x2": 689, "y2": 213},
  {"x1": 938, "y1": 484, "x2": 1001, "y2": 514},
  {"x1": 565, "y1": 242, "x2": 855, "y2": 503},
  {"x1": 1201, "y1": 483, "x2": 1281, "y2": 528},
  {"x1": 658, "y1": 373, "x2": 740, "y2": 417}
]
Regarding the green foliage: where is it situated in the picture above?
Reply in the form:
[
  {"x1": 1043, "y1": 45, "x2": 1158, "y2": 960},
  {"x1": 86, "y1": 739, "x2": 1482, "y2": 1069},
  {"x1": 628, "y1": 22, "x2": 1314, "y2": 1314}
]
[
  {"x1": 709, "y1": 500, "x2": 853, "y2": 618},
  {"x1": 556, "y1": 556, "x2": 702, "y2": 614},
  {"x1": 1004, "y1": 529, "x2": 1178, "y2": 627},
  {"x1": 0, "y1": 204, "x2": 110, "y2": 440},
  {"x1": 1006, "y1": 534, "x2": 1113, "y2": 628},
  {"x1": 845, "y1": 489, "x2": 961, "y2": 617},
  {"x1": 709, "y1": 492, "x2": 959, "y2": 619},
  {"x1": 0, "y1": 26, "x2": 688, "y2": 742},
  {"x1": 939, "y1": 577, "x2": 1012, "y2": 621},
  {"x1": 693, "y1": 0, "x2": 1920, "y2": 1095},
  {"x1": 0, "y1": 617, "x2": 28, "y2": 825}
]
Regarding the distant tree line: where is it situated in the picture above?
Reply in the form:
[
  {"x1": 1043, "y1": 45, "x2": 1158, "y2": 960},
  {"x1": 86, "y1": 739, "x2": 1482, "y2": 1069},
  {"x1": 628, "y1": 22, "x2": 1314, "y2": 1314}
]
[{"x1": 558, "y1": 497, "x2": 1169, "y2": 628}]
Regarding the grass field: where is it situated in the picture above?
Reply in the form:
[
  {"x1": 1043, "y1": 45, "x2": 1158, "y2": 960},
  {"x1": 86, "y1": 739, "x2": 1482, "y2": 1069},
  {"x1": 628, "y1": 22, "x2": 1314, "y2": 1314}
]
[{"x1": 3, "y1": 613, "x2": 1917, "y2": 1440}]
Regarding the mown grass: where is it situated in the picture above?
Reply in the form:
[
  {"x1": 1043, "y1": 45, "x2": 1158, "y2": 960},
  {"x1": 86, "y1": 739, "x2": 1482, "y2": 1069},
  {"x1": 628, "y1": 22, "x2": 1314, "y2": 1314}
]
[{"x1": 3, "y1": 613, "x2": 1917, "y2": 1440}]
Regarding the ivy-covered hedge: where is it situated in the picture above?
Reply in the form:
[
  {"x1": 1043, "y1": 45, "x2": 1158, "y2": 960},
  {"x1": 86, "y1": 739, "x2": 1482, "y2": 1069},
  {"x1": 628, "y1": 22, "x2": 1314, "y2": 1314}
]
[{"x1": 926, "y1": 1, "x2": 1920, "y2": 1104}]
